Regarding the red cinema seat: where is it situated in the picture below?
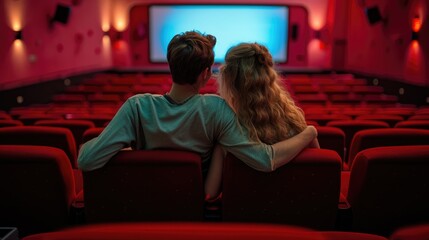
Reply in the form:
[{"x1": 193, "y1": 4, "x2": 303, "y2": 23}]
[
  {"x1": 316, "y1": 126, "x2": 346, "y2": 162},
  {"x1": 82, "y1": 127, "x2": 104, "y2": 143},
  {"x1": 0, "y1": 111, "x2": 12, "y2": 119},
  {"x1": 347, "y1": 128, "x2": 429, "y2": 169},
  {"x1": 408, "y1": 114, "x2": 429, "y2": 120},
  {"x1": 390, "y1": 223, "x2": 429, "y2": 240},
  {"x1": 0, "y1": 145, "x2": 77, "y2": 237},
  {"x1": 83, "y1": 150, "x2": 204, "y2": 223},
  {"x1": 395, "y1": 120, "x2": 429, "y2": 130},
  {"x1": 20, "y1": 222, "x2": 390, "y2": 240},
  {"x1": 356, "y1": 114, "x2": 403, "y2": 127},
  {"x1": 326, "y1": 120, "x2": 389, "y2": 169},
  {"x1": 222, "y1": 148, "x2": 341, "y2": 230},
  {"x1": 21, "y1": 222, "x2": 326, "y2": 240},
  {"x1": 345, "y1": 146, "x2": 429, "y2": 236},
  {"x1": 0, "y1": 119, "x2": 23, "y2": 128},
  {"x1": 0, "y1": 126, "x2": 77, "y2": 168},
  {"x1": 306, "y1": 114, "x2": 352, "y2": 126},
  {"x1": 0, "y1": 126, "x2": 82, "y2": 193},
  {"x1": 35, "y1": 119, "x2": 95, "y2": 148}
]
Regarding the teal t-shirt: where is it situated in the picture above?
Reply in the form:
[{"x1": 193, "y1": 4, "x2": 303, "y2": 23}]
[{"x1": 78, "y1": 94, "x2": 274, "y2": 173}]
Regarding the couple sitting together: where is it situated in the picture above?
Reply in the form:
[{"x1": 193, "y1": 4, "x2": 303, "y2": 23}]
[{"x1": 78, "y1": 30, "x2": 319, "y2": 201}]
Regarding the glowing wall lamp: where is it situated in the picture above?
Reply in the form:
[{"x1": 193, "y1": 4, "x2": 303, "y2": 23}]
[{"x1": 411, "y1": 15, "x2": 421, "y2": 40}]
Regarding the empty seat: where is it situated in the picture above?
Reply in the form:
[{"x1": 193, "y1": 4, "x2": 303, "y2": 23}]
[
  {"x1": 306, "y1": 114, "x2": 352, "y2": 126},
  {"x1": 82, "y1": 127, "x2": 104, "y2": 143},
  {"x1": 64, "y1": 114, "x2": 113, "y2": 127},
  {"x1": 83, "y1": 150, "x2": 204, "y2": 223},
  {"x1": 222, "y1": 148, "x2": 341, "y2": 229},
  {"x1": 345, "y1": 146, "x2": 429, "y2": 236},
  {"x1": 0, "y1": 145, "x2": 77, "y2": 237},
  {"x1": 390, "y1": 223, "x2": 429, "y2": 240},
  {"x1": 52, "y1": 94, "x2": 86, "y2": 103},
  {"x1": 0, "y1": 126, "x2": 83, "y2": 193},
  {"x1": 18, "y1": 114, "x2": 63, "y2": 125},
  {"x1": 295, "y1": 93, "x2": 329, "y2": 105},
  {"x1": 316, "y1": 126, "x2": 346, "y2": 161},
  {"x1": 0, "y1": 111, "x2": 12, "y2": 119},
  {"x1": 395, "y1": 120, "x2": 429, "y2": 130},
  {"x1": 347, "y1": 128, "x2": 429, "y2": 168},
  {"x1": 21, "y1": 222, "x2": 327, "y2": 240},
  {"x1": 408, "y1": 114, "x2": 429, "y2": 120},
  {"x1": 35, "y1": 119, "x2": 95, "y2": 148},
  {"x1": 0, "y1": 119, "x2": 23, "y2": 128},
  {"x1": 326, "y1": 120, "x2": 389, "y2": 168},
  {"x1": 20, "y1": 222, "x2": 390, "y2": 240},
  {"x1": 0, "y1": 126, "x2": 77, "y2": 168},
  {"x1": 356, "y1": 114, "x2": 404, "y2": 127}
]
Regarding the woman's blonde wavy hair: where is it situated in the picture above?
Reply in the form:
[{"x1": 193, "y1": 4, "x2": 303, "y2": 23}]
[{"x1": 218, "y1": 43, "x2": 307, "y2": 144}]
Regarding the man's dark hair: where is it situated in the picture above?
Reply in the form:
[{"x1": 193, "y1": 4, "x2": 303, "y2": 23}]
[{"x1": 167, "y1": 31, "x2": 216, "y2": 85}]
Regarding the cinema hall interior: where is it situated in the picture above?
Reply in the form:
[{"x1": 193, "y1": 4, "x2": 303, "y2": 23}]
[{"x1": 1, "y1": 0, "x2": 429, "y2": 239}]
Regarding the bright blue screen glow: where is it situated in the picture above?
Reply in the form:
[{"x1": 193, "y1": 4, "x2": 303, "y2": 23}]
[{"x1": 149, "y1": 5, "x2": 289, "y2": 63}]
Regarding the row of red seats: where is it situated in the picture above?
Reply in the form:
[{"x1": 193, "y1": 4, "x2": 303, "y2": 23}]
[
  {"x1": 1, "y1": 144, "x2": 428, "y2": 238},
  {"x1": 0, "y1": 124, "x2": 429, "y2": 237},
  {"x1": 19, "y1": 221, "x2": 429, "y2": 240},
  {"x1": 2, "y1": 105, "x2": 429, "y2": 127}
]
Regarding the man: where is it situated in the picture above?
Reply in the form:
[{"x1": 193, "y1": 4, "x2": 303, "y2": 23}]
[{"x1": 78, "y1": 31, "x2": 317, "y2": 176}]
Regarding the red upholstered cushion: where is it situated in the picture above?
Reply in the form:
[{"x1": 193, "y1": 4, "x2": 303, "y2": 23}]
[
  {"x1": 346, "y1": 145, "x2": 429, "y2": 235},
  {"x1": 390, "y1": 223, "x2": 429, "y2": 240},
  {"x1": 222, "y1": 148, "x2": 341, "y2": 229},
  {"x1": 83, "y1": 150, "x2": 204, "y2": 223},
  {"x1": 322, "y1": 231, "x2": 388, "y2": 240},
  {"x1": 348, "y1": 128, "x2": 429, "y2": 168},
  {"x1": 0, "y1": 145, "x2": 76, "y2": 236},
  {"x1": 0, "y1": 126, "x2": 77, "y2": 168},
  {"x1": 22, "y1": 223, "x2": 325, "y2": 240},
  {"x1": 316, "y1": 126, "x2": 346, "y2": 161}
]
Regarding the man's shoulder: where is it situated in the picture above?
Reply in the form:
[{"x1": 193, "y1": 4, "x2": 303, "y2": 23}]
[
  {"x1": 127, "y1": 93, "x2": 164, "y2": 102},
  {"x1": 199, "y1": 94, "x2": 227, "y2": 104}
]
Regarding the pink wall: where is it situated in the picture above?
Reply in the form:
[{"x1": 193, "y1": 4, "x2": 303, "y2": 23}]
[
  {"x1": 345, "y1": 0, "x2": 429, "y2": 87},
  {"x1": 0, "y1": 0, "x2": 112, "y2": 90},
  {"x1": 0, "y1": 0, "x2": 338, "y2": 90}
]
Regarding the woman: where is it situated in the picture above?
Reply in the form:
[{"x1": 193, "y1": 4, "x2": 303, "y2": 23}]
[{"x1": 205, "y1": 43, "x2": 319, "y2": 200}]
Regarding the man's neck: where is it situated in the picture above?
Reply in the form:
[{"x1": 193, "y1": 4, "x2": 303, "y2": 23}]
[{"x1": 167, "y1": 83, "x2": 199, "y2": 103}]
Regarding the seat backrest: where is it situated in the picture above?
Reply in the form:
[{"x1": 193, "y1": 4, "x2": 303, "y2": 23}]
[
  {"x1": 347, "y1": 145, "x2": 429, "y2": 236},
  {"x1": 0, "y1": 145, "x2": 76, "y2": 237},
  {"x1": 348, "y1": 128, "x2": 429, "y2": 168},
  {"x1": 390, "y1": 223, "x2": 429, "y2": 240},
  {"x1": 326, "y1": 120, "x2": 389, "y2": 164},
  {"x1": 35, "y1": 119, "x2": 95, "y2": 148},
  {"x1": 0, "y1": 119, "x2": 23, "y2": 128},
  {"x1": 82, "y1": 127, "x2": 104, "y2": 144},
  {"x1": 356, "y1": 114, "x2": 403, "y2": 127},
  {"x1": 0, "y1": 126, "x2": 77, "y2": 168},
  {"x1": 83, "y1": 150, "x2": 204, "y2": 223},
  {"x1": 305, "y1": 114, "x2": 352, "y2": 126},
  {"x1": 316, "y1": 126, "x2": 346, "y2": 161},
  {"x1": 222, "y1": 148, "x2": 341, "y2": 230},
  {"x1": 21, "y1": 222, "x2": 325, "y2": 240},
  {"x1": 394, "y1": 120, "x2": 429, "y2": 130}
]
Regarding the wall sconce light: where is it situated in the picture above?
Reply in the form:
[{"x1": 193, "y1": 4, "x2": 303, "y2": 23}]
[
  {"x1": 15, "y1": 30, "x2": 23, "y2": 40},
  {"x1": 411, "y1": 15, "x2": 421, "y2": 40}
]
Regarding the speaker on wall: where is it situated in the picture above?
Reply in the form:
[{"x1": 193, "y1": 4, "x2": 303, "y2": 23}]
[
  {"x1": 291, "y1": 24, "x2": 299, "y2": 41},
  {"x1": 365, "y1": 6, "x2": 382, "y2": 25},
  {"x1": 52, "y1": 4, "x2": 71, "y2": 24}
]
